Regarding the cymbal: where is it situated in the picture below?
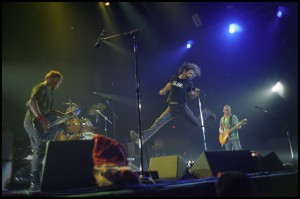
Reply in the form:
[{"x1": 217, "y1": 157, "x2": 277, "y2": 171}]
[
  {"x1": 63, "y1": 102, "x2": 79, "y2": 106},
  {"x1": 87, "y1": 103, "x2": 106, "y2": 116}
]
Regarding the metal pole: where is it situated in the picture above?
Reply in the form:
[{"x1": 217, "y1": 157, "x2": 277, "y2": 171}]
[{"x1": 197, "y1": 96, "x2": 207, "y2": 151}]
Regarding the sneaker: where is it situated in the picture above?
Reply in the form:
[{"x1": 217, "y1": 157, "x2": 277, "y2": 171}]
[
  {"x1": 29, "y1": 183, "x2": 41, "y2": 192},
  {"x1": 130, "y1": 130, "x2": 144, "y2": 145},
  {"x1": 202, "y1": 108, "x2": 217, "y2": 121}
]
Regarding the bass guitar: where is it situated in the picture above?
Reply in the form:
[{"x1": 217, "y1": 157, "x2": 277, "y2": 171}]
[
  {"x1": 33, "y1": 107, "x2": 79, "y2": 139},
  {"x1": 219, "y1": 118, "x2": 247, "y2": 146}
]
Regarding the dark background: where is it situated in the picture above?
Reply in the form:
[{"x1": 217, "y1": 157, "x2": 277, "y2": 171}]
[{"x1": 2, "y1": 2, "x2": 298, "y2": 169}]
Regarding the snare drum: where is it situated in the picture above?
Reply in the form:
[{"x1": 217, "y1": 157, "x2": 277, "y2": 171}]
[{"x1": 81, "y1": 131, "x2": 96, "y2": 140}]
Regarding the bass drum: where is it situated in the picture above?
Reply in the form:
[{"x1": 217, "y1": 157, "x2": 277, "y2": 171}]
[
  {"x1": 69, "y1": 131, "x2": 96, "y2": 140},
  {"x1": 54, "y1": 131, "x2": 68, "y2": 141}
]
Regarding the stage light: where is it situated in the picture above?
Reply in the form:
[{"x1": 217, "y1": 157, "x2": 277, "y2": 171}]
[
  {"x1": 277, "y1": 6, "x2": 289, "y2": 18},
  {"x1": 104, "y1": 2, "x2": 110, "y2": 6},
  {"x1": 228, "y1": 23, "x2": 242, "y2": 34},
  {"x1": 186, "y1": 40, "x2": 193, "y2": 49},
  {"x1": 277, "y1": 11, "x2": 283, "y2": 18},
  {"x1": 271, "y1": 81, "x2": 284, "y2": 97}
]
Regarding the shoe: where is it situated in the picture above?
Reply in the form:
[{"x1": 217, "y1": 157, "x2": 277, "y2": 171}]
[
  {"x1": 130, "y1": 130, "x2": 144, "y2": 145},
  {"x1": 202, "y1": 108, "x2": 217, "y2": 121},
  {"x1": 29, "y1": 183, "x2": 41, "y2": 192}
]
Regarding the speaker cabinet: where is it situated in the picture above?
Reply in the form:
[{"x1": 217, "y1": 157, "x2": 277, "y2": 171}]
[
  {"x1": 149, "y1": 155, "x2": 186, "y2": 180},
  {"x1": 262, "y1": 152, "x2": 283, "y2": 172},
  {"x1": 190, "y1": 150, "x2": 260, "y2": 179},
  {"x1": 41, "y1": 140, "x2": 95, "y2": 192}
]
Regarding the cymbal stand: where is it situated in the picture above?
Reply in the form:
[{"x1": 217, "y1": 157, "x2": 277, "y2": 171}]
[
  {"x1": 96, "y1": 109, "x2": 112, "y2": 137},
  {"x1": 105, "y1": 98, "x2": 119, "y2": 139}
]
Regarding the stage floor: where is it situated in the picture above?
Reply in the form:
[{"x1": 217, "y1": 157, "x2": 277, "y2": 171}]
[{"x1": 2, "y1": 169, "x2": 298, "y2": 197}]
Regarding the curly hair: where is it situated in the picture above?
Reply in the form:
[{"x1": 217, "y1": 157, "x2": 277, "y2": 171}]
[{"x1": 178, "y1": 62, "x2": 201, "y2": 79}]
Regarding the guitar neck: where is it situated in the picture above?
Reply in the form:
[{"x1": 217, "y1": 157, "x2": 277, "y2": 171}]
[{"x1": 50, "y1": 114, "x2": 70, "y2": 128}]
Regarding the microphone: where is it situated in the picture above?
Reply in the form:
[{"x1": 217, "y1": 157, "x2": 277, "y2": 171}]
[
  {"x1": 254, "y1": 106, "x2": 268, "y2": 113},
  {"x1": 94, "y1": 30, "x2": 105, "y2": 48}
]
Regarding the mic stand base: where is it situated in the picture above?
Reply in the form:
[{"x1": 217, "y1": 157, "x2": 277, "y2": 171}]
[{"x1": 138, "y1": 174, "x2": 155, "y2": 184}]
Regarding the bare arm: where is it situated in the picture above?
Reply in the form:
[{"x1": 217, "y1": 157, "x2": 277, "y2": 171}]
[
  {"x1": 28, "y1": 98, "x2": 50, "y2": 130},
  {"x1": 159, "y1": 82, "x2": 171, "y2": 95}
]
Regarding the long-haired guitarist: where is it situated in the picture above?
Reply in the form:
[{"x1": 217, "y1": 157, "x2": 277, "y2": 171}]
[
  {"x1": 219, "y1": 105, "x2": 242, "y2": 151},
  {"x1": 23, "y1": 70, "x2": 69, "y2": 191}
]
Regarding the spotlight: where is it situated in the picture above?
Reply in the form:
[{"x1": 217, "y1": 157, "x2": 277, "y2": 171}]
[
  {"x1": 104, "y1": 2, "x2": 110, "y2": 6},
  {"x1": 186, "y1": 40, "x2": 193, "y2": 49},
  {"x1": 271, "y1": 81, "x2": 284, "y2": 97},
  {"x1": 228, "y1": 23, "x2": 242, "y2": 34},
  {"x1": 277, "y1": 11, "x2": 283, "y2": 18},
  {"x1": 277, "y1": 6, "x2": 289, "y2": 18}
]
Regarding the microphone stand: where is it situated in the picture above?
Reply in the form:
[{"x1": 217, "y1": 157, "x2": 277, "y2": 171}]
[
  {"x1": 197, "y1": 96, "x2": 207, "y2": 151},
  {"x1": 98, "y1": 29, "x2": 150, "y2": 181},
  {"x1": 256, "y1": 107, "x2": 296, "y2": 167},
  {"x1": 95, "y1": 110, "x2": 112, "y2": 137}
]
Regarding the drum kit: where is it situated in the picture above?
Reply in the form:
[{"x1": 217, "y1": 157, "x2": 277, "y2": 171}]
[{"x1": 55, "y1": 102, "x2": 107, "y2": 141}]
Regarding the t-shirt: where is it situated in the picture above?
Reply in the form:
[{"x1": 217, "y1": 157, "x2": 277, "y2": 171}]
[
  {"x1": 219, "y1": 115, "x2": 239, "y2": 139},
  {"x1": 29, "y1": 82, "x2": 54, "y2": 116},
  {"x1": 166, "y1": 75, "x2": 193, "y2": 104}
]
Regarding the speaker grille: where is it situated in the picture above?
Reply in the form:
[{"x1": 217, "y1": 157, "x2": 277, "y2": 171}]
[{"x1": 149, "y1": 155, "x2": 186, "y2": 180}]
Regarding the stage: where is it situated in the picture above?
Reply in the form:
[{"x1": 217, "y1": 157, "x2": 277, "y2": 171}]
[{"x1": 2, "y1": 168, "x2": 298, "y2": 197}]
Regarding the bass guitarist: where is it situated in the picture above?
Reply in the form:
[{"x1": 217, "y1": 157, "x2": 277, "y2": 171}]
[
  {"x1": 23, "y1": 70, "x2": 73, "y2": 191},
  {"x1": 219, "y1": 105, "x2": 242, "y2": 151}
]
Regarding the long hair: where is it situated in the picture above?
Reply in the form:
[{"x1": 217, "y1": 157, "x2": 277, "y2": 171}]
[{"x1": 178, "y1": 62, "x2": 201, "y2": 79}]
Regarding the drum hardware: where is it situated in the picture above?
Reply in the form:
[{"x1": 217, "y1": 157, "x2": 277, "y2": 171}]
[{"x1": 80, "y1": 117, "x2": 94, "y2": 133}]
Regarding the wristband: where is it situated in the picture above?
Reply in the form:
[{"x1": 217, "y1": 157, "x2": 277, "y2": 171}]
[{"x1": 36, "y1": 115, "x2": 44, "y2": 120}]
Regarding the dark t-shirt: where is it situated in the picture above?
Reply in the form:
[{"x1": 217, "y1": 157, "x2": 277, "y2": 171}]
[
  {"x1": 29, "y1": 82, "x2": 54, "y2": 117},
  {"x1": 166, "y1": 75, "x2": 193, "y2": 104}
]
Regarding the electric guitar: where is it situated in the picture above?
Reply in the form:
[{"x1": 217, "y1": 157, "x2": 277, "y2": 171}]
[
  {"x1": 33, "y1": 107, "x2": 79, "y2": 139},
  {"x1": 219, "y1": 118, "x2": 247, "y2": 146}
]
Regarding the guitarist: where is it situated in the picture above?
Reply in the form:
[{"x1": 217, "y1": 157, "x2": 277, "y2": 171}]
[
  {"x1": 23, "y1": 70, "x2": 70, "y2": 191},
  {"x1": 219, "y1": 105, "x2": 242, "y2": 151}
]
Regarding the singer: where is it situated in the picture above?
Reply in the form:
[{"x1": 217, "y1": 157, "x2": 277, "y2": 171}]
[{"x1": 130, "y1": 62, "x2": 216, "y2": 145}]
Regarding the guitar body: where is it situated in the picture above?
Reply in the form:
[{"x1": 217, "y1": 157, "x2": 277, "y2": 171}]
[
  {"x1": 219, "y1": 131, "x2": 229, "y2": 145},
  {"x1": 219, "y1": 118, "x2": 247, "y2": 146},
  {"x1": 33, "y1": 113, "x2": 62, "y2": 139},
  {"x1": 32, "y1": 107, "x2": 78, "y2": 140}
]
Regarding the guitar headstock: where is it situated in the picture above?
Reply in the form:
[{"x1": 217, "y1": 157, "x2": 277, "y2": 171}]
[{"x1": 239, "y1": 118, "x2": 247, "y2": 125}]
